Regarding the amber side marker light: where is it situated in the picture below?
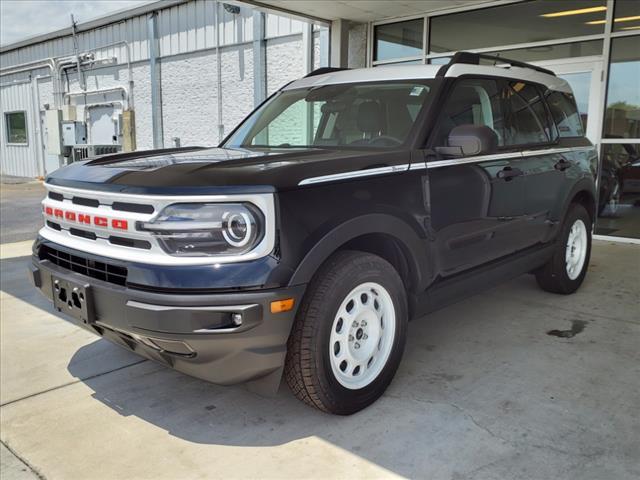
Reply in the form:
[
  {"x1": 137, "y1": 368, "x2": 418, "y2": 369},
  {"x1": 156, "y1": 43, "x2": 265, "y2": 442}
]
[{"x1": 271, "y1": 298, "x2": 295, "y2": 313}]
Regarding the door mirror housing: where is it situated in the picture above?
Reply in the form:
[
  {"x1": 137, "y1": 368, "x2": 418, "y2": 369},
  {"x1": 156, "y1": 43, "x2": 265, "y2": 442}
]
[{"x1": 435, "y1": 124, "x2": 498, "y2": 157}]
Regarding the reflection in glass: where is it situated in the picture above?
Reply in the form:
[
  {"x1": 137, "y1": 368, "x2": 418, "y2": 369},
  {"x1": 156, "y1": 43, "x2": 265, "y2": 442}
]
[
  {"x1": 596, "y1": 143, "x2": 640, "y2": 239},
  {"x1": 5, "y1": 111, "x2": 27, "y2": 144},
  {"x1": 613, "y1": 0, "x2": 640, "y2": 32},
  {"x1": 374, "y1": 19, "x2": 423, "y2": 62},
  {"x1": 487, "y1": 40, "x2": 603, "y2": 63},
  {"x1": 429, "y1": 0, "x2": 607, "y2": 53},
  {"x1": 558, "y1": 72, "x2": 591, "y2": 132},
  {"x1": 374, "y1": 59, "x2": 423, "y2": 66},
  {"x1": 428, "y1": 57, "x2": 450, "y2": 65},
  {"x1": 604, "y1": 36, "x2": 640, "y2": 139}
]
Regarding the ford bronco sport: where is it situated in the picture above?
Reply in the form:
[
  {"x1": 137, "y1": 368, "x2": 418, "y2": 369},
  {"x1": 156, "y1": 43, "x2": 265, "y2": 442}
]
[{"x1": 31, "y1": 52, "x2": 597, "y2": 414}]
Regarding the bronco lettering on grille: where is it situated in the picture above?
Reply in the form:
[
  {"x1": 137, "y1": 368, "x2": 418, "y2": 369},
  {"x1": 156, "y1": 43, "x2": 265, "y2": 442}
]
[{"x1": 43, "y1": 205, "x2": 129, "y2": 231}]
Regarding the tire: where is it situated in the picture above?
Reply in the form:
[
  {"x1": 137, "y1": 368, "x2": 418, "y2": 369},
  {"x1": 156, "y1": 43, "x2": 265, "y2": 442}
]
[
  {"x1": 535, "y1": 203, "x2": 592, "y2": 294},
  {"x1": 285, "y1": 250, "x2": 408, "y2": 415}
]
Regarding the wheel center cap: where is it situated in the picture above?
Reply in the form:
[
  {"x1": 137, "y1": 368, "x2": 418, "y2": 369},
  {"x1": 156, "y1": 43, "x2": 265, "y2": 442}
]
[{"x1": 356, "y1": 328, "x2": 364, "y2": 340}]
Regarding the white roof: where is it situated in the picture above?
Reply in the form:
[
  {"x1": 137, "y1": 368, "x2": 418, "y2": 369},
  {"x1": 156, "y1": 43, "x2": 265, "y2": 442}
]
[{"x1": 285, "y1": 63, "x2": 572, "y2": 94}]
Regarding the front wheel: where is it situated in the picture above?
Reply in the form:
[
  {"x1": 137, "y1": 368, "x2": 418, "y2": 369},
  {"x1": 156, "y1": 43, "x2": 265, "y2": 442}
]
[
  {"x1": 535, "y1": 203, "x2": 592, "y2": 294},
  {"x1": 285, "y1": 251, "x2": 408, "y2": 415}
]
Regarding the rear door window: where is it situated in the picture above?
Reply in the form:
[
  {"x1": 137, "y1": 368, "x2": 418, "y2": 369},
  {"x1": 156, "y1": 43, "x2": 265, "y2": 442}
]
[{"x1": 503, "y1": 81, "x2": 553, "y2": 146}]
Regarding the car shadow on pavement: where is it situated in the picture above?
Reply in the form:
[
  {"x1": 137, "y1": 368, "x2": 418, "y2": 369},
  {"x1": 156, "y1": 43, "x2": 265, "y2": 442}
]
[
  {"x1": 0, "y1": 255, "x2": 67, "y2": 320},
  {"x1": 68, "y1": 340, "x2": 337, "y2": 442}
]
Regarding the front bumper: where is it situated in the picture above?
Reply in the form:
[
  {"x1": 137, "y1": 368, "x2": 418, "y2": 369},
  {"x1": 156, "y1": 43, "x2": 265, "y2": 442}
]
[{"x1": 31, "y1": 244, "x2": 306, "y2": 393}]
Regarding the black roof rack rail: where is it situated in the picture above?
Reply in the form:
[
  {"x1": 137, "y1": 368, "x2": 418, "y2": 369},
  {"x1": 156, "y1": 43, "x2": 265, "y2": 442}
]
[
  {"x1": 436, "y1": 51, "x2": 556, "y2": 77},
  {"x1": 304, "y1": 67, "x2": 350, "y2": 78}
]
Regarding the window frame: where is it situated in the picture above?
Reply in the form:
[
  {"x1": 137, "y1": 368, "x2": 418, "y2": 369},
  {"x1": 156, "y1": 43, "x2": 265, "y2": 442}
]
[
  {"x1": 543, "y1": 88, "x2": 587, "y2": 140},
  {"x1": 428, "y1": 75, "x2": 563, "y2": 155},
  {"x1": 4, "y1": 110, "x2": 29, "y2": 146},
  {"x1": 224, "y1": 79, "x2": 439, "y2": 151},
  {"x1": 501, "y1": 79, "x2": 559, "y2": 147}
]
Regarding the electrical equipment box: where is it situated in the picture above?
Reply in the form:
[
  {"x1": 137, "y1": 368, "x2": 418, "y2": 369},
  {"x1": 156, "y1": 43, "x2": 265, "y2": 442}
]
[
  {"x1": 45, "y1": 109, "x2": 63, "y2": 155},
  {"x1": 61, "y1": 105, "x2": 77, "y2": 121},
  {"x1": 61, "y1": 121, "x2": 87, "y2": 146}
]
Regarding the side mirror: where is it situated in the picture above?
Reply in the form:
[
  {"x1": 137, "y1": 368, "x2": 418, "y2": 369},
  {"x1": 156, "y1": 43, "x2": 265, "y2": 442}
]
[{"x1": 435, "y1": 124, "x2": 498, "y2": 157}]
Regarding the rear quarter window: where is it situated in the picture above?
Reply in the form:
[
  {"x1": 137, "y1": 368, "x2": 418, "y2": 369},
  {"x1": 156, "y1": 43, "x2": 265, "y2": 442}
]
[
  {"x1": 503, "y1": 81, "x2": 555, "y2": 146},
  {"x1": 545, "y1": 91, "x2": 585, "y2": 138}
]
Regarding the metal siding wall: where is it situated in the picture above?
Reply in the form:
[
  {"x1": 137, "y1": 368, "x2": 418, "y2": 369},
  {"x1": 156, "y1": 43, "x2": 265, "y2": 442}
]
[
  {"x1": 0, "y1": 1, "x2": 305, "y2": 69},
  {"x1": 265, "y1": 14, "x2": 304, "y2": 38},
  {"x1": 0, "y1": 81, "x2": 40, "y2": 177},
  {"x1": 0, "y1": 0, "x2": 320, "y2": 177}
]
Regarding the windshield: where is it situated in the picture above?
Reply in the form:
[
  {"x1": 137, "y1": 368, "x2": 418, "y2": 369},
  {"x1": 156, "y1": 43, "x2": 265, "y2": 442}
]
[{"x1": 225, "y1": 80, "x2": 436, "y2": 149}]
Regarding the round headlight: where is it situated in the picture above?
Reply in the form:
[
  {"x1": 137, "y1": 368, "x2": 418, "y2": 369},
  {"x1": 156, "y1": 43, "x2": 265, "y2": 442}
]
[
  {"x1": 222, "y1": 211, "x2": 253, "y2": 247},
  {"x1": 137, "y1": 202, "x2": 264, "y2": 257}
]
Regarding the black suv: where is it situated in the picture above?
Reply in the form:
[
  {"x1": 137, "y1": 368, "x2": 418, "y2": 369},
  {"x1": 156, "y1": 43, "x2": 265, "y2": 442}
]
[{"x1": 31, "y1": 53, "x2": 597, "y2": 414}]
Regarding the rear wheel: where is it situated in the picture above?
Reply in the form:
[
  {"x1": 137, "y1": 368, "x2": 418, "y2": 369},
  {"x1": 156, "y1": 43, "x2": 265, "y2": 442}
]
[
  {"x1": 285, "y1": 251, "x2": 408, "y2": 415},
  {"x1": 535, "y1": 203, "x2": 592, "y2": 294}
]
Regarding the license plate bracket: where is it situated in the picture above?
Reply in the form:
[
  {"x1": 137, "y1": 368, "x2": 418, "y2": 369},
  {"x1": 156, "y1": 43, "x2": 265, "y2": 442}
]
[{"x1": 52, "y1": 276, "x2": 95, "y2": 324}]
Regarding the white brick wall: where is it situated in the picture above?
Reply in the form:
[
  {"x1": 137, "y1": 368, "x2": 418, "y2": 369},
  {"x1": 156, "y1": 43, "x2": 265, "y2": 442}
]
[
  {"x1": 1, "y1": 29, "x2": 316, "y2": 175},
  {"x1": 266, "y1": 36, "x2": 305, "y2": 96},
  {"x1": 161, "y1": 51, "x2": 220, "y2": 147},
  {"x1": 220, "y1": 44, "x2": 255, "y2": 141}
]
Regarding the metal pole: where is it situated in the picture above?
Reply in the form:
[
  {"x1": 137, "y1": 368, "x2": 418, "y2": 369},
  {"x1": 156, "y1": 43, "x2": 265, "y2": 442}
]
[
  {"x1": 147, "y1": 12, "x2": 164, "y2": 149},
  {"x1": 70, "y1": 14, "x2": 85, "y2": 91},
  {"x1": 252, "y1": 11, "x2": 266, "y2": 108},
  {"x1": 215, "y1": 1, "x2": 224, "y2": 143}
]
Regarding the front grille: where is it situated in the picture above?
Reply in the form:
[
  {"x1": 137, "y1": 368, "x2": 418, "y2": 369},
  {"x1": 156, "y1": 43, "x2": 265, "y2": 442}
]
[
  {"x1": 40, "y1": 245, "x2": 128, "y2": 286},
  {"x1": 72, "y1": 196, "x2": 100, "y2": 207},
  {"x1": 40, "y1": 184, "x2": 275, "y2": 266}
]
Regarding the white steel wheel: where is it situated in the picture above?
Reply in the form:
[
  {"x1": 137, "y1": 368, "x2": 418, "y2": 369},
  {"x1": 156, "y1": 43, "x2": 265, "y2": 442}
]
[
  {"x1": 565, "y1": 218, "x2": 588, "y2": 280},
  {"x1": 329, "y1": 282, "x2": 396, "y2": 390}
]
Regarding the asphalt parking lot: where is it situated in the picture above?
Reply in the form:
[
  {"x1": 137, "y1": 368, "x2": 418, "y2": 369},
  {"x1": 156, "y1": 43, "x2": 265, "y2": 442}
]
[{"x1": 1, "y1": 182, "x2": 639, "y2": 479}]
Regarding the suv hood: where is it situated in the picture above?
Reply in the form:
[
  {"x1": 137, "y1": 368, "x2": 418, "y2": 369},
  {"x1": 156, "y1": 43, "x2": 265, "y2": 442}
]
[{"x1": 46, "y1": 146, "x2": 410, "y2": 194}]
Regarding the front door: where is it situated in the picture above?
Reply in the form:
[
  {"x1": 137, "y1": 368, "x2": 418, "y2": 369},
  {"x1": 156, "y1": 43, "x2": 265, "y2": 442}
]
[{"x1": 427, "y1": 77, "x2": 529, "y2": 277}]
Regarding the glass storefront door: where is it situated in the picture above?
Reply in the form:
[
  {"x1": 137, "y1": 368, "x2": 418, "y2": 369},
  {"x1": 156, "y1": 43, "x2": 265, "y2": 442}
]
[
  {"x1": 534, "y1": 57, "x2": 604, "y2": 144},
  {"x1": 537, "y1": 57, "x2": 639, "y2": 240}
]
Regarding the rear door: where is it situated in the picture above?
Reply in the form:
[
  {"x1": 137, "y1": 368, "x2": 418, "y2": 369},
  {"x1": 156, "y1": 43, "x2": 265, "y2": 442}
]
[
  {"x1": 499, "y1": 80, "x2": 567, "y2": 246},
  {"x1": 505, "y1": 83, "x2": 587, "y2": 245},
  {"x1": 427, "y1": 77, "x2": 530, "y2": 276}
]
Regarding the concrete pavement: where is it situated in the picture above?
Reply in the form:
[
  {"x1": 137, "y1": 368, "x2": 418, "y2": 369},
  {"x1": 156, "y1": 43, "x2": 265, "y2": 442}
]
[
  {"x1": 0, "y1": 182, "x2": 45, "y2": 244},
  {"x1": 1, "y1": 239, "x2": 639, "y2": 479}
]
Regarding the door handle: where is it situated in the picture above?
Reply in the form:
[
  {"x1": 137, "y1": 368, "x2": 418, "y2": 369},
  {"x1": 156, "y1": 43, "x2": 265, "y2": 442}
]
[
  {"x1": 554, "y1": 158, "x2": 572, "y2": 171},
  {"x1": 496, "y1": 166, "x2": 523, "y2": 181}
]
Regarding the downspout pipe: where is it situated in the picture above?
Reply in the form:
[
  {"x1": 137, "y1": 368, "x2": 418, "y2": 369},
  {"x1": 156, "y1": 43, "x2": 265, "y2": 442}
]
[
  {"x1": 147, "y1": 12, "x2": 164, "y2": 149},
  {"x1": 0, "y1": 59, "x2": 61, "y2": 108},
  {"x1": 215, "y1": 1, "x2": 224, "y2": 142},
  {"x1": 66, "y1": 41, "x2": 134, "y2": 109}
]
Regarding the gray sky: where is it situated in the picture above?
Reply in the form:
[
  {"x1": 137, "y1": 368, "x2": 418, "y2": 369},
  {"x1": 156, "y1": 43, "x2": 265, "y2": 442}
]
[{"x1": 0, "y1": 0, "x2": 151, "y2": 47}]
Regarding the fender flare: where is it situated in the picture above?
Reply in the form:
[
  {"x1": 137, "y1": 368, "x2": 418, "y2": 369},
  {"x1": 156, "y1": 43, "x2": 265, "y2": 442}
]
[
  {"x1": 288, "y1": 213, "x2": 430, "y2": 291},
  {"x1": 551, "y1": 176, "x2": 597, "y2": 223}
]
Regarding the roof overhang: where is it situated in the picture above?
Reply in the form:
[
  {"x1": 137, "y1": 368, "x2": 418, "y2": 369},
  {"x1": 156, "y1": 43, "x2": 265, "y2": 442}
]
[{"x1": 237, "y1": 0, "x2": 494, "y2": 24}]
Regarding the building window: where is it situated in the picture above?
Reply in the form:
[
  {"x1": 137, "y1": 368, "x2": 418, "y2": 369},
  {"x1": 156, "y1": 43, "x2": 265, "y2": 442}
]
[
  {"x1": 486, "y1": 40, "x2": 603, "y2": 63},
  {"x1": 5, "y1": 111, "x2": 28, "y2": 144},
  {"x1": 596, "y1": 143, "x2": 640, "y2": 239},
  {"x1": 604, "y1": 35, "x2": 640, "y2": 139},
  {"x1": 429, "y1": 0, "x2": 608, "y2": 54},
  {"x1": 612, "y1": 0, "x2": 640, "y2": 33},
  {"x1": 374, "y1": 19, "x2": 423, "y2": 62}
]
